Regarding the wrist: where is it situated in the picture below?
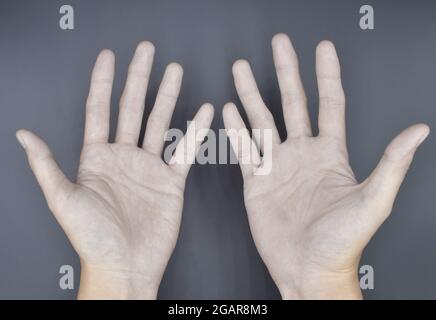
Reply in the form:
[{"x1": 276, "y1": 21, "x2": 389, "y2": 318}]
[
  {"x1": 277, "y1": 271, "x2": 362, "y2": 300},
  {"x1": 78, "y1": 263, "x2": 159, "y2": 300}
]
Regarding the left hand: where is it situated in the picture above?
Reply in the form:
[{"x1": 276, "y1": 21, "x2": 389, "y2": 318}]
[{"x1": 223, "y1": 33, "x2": 429, "y2": 299}]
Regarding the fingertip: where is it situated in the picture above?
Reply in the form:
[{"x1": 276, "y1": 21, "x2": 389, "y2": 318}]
[
  {"x1": 222, "y1": 103, "x2": 236, "y2": 122},
  {"x1": 166, "y1": 62, "x2": 183, "y2": 75},
  {"x1": 316, "y1": 41, "x2": 339, "y2": 64},
  {"x1": 272, "y1": 33, "x2": 291, "y2": 48},
  {"x1": 200, "y1": 102, "x2": 215, "y2": 116},
  {"x1": 16, "y1": 129, "x2": 27, "y2": 149},
  {"x1": 412, "y1": 123, "x2": 430, "y2": 146},
  {"x1": 164, "y1": 62, "x2": 183, "y2": 83},
  {"x1": 385, "y1": 124, "x2": 431, "y2": 161},
  {"x1": 403, "y1": 123, "x2": 430, "y2": 138},
  {"x1": 15, "y1": 130, "x2": 46, "y2": 155},
  {"x1": 94, "y1": 50, "x2": 115, "y2": 74},
  {"x1": 422, "y1": 123, "x2": 431, "y2": 134},
  {"x1": 316, "y1": 40, "x2": 341, "y2": 74},
  {"x1": 416, "y1": 123, "x2": 430, "y2": 135},
  {"x1": 98, "y1": 49, "x2": 115, "y2": 60},
  {"x1": 364, "y1": 123, "x2": 431, "y2": 211},
  {"x1": 223, "y1": 102, "x2": 237, "y2": 114},
  {"x1": 232, "y1": 59, "x2": 249, "y2": 75},
  {"x1": 16, "y1": 128, "x2": 27, "y2": 136},
  {"x1": 136, "y1": 41, "x2": 155, "y2": 56},
  {"x1": 222, "y1": 103, "x2": 244, "y2": 130},
  {"x1": 316, "y1": 40, "x2": 335, "y2": 53}
]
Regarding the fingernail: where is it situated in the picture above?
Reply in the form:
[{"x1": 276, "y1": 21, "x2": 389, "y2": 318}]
[{"x1": 16, "y1": 131, "x2": 26, "y2": 149}]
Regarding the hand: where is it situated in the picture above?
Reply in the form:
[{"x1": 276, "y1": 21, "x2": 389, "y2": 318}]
[
  {"x1": 223, "y1": 33, "x2": 429, "y2": 299},
  {"x1": 17, "y1": 42, "x2": 214, "y2": 299}
]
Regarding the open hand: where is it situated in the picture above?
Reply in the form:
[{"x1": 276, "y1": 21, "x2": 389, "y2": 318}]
[
  {"x1": 223, "y1": 34, "x2": 429, "y2": 299},
  {"x1": 17, "y1": 42, "x2": 214, "y2": 299}
]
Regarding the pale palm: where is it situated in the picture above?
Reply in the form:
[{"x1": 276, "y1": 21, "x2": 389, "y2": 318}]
[
  {"x1": 224, "y1": 34, "x2": 429, "y2": 299},
  {"x1": 245, "y1": 137, "x2": 369, "y2": 289},
  {"x1": 62, "y1": 143, "x2": 184, "y2": 273},
  {"x1": 17, "y1": 42, "x2": 214, "y2": 298}
]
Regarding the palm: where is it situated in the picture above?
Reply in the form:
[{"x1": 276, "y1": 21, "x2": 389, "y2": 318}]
[
  {"x1": 17, "y1": 41, "x2": 214, "y2": 297},
  {"x1": 245, "y1": 137, "x2": 365, "y2": 283},
  {"x1": 224, "y1": 34, "x2": 428, "y2": 298},
  {"x1": 59, "y1": 144, "x2": 184, "y2": 274}
]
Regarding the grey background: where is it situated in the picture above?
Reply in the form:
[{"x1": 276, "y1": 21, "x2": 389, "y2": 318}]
[{"x1": 0, "y1": 0, "x2": 435, "y2": 299}]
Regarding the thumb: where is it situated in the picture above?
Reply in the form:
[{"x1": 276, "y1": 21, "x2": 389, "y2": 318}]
[
  {"x1": 362, "y1": 123, "x2": 430, "y2": 221},
  {"x1": 16, "y1": 129, "x2": 74, "y2": 211}
]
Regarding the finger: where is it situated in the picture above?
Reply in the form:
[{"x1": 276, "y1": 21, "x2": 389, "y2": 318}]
[
  {"x1": 116, "y1": 41, "x2": 155, "y2": 145},
  {"x1": 170, "y1": 103, "x2": 214, "y2": 178},
  {"x1": 16, "y1": 130, "x2": 75, "y2": 212},
  {"x1": 362, "y1": 124, "x2": 430, "y2": 222},
  {"x1": 223, "y1": 102, "x2": 261, "y2": 178},
  {"x1": 142, "y1": 63, "x2": 183, "y2": 155},
  {"x1": 316, "y1": 41, "x2": 346, "y2": 143},
  {"x1": 272, "y1": 33, "x2": 311, "y2": 138},
  {"x1": 232, "y1": 59, "x2": 281, "y2": 150},
  {"x1": 84, "y1": 50, "x2": 115, "y2": 145}
]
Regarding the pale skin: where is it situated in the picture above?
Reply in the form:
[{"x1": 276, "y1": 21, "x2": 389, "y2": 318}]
[
  {"x1": 16, "y1": 35, "x2": 429, "y2": 301},
  {"x1": 223, "y1": 33, "x2": 430, "y2": 299},
  {"x1": 16, "y1": 41, "x2": 214, "y2": 299}
]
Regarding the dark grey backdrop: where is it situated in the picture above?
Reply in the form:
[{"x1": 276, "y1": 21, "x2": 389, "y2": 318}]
[{"x1": 0, "y1": 0, "x2": 435, "y2": 299}]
